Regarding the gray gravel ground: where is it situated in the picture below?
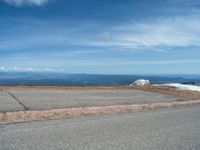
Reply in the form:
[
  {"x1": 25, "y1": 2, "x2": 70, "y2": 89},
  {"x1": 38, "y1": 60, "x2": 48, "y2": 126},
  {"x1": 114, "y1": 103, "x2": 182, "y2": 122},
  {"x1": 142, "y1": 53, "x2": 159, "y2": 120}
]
[
  {"x1": 0, "y1": 91, "x2": 24, "y2": 112},
  {"x1": 1, "y1": 89, "x2": 179, "y2": 111},
  {"x1": 0, "y1": 106, "x2": 200, "y2": 150}
]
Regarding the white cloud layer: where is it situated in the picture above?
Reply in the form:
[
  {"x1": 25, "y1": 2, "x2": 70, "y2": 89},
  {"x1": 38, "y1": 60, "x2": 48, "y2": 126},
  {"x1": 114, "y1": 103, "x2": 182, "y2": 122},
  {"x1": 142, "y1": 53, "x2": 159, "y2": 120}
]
[
  {"x1": 3, "y1": 0, "x2": 48, "y2": 6},
  {"x1": 84, "y1": 16, "x2": 200, "y2": 50},
  {"x1": 1, "y1": 15, "x2": 200, "y2": 51},
  {"x1": 0, "y1": 66, "x2": 65, "y2": 72}
]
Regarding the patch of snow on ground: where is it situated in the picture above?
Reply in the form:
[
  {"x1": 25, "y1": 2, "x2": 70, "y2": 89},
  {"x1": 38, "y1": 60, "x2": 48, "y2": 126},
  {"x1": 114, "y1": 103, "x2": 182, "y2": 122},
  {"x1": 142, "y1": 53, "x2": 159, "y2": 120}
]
[
  {"x1": 130, "y1": 79, "x2": 150, "y2": 86},
  {"x1": 161, "y1": 83, "x2": 200, "y2": 92}
]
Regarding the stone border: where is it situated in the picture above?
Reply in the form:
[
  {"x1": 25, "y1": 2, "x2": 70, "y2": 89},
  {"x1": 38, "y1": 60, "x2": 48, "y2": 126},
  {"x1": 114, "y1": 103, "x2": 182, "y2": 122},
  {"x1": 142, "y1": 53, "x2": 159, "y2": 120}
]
[{"x1": 1, "y1": 100, "x2": 200, "y2": 124}]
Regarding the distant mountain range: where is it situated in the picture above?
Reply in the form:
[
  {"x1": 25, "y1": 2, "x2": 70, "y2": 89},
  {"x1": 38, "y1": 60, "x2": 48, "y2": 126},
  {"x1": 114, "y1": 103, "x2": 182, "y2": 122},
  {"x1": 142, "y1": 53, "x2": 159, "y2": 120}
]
[{"x1": 0, "y1": 72, "x2": 199, "y2": 86}]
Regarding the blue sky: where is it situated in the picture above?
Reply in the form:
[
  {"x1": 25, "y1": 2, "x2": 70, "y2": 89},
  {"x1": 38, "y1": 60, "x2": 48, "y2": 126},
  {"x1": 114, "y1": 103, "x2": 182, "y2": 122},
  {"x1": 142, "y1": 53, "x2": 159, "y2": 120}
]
[{"x1": 0, "y1": 0, "x2": 200, "y2": 74}]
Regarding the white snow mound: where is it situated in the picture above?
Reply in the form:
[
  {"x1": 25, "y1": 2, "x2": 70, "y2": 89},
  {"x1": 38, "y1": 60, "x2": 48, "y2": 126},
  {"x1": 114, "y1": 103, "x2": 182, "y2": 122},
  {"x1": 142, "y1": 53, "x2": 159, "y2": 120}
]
[
  {"x1": 130, "y1": 79, "x2": 150, "y2": 86},
  {"x1": 161, "y1": 83, "x2": 200, "y2": 92}
]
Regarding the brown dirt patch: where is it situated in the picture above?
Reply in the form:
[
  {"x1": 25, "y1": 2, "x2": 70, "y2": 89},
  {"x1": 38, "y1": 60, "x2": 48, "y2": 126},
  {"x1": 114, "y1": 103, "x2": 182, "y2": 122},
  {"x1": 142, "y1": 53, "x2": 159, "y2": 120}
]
[
  {"x1": 0, "y1": 86, "x2": 131, "y2": 91},
  {"x1": 0, "y1": 100, "x2": 200, "y2": 124}
]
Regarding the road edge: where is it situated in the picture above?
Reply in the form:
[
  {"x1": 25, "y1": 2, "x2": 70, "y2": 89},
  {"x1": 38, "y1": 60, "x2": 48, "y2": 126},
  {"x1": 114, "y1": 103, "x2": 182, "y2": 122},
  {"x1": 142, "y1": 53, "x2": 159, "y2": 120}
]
[{"x1": 1, "y1": 100, "x2": 200, "y2": 124}]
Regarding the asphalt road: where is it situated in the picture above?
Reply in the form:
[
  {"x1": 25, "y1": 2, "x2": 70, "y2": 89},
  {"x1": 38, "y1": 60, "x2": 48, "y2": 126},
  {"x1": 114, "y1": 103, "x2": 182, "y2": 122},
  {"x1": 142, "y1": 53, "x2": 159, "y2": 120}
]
[
  {"x1": 0, "y1": 91, "x2": 24, "y2": 112},
  {"x1": 1, "y1": 106, "x2": 200, "y2": 150},
  {"x1": 0, "y1": 89, "x2": 178, "y2": 112}
]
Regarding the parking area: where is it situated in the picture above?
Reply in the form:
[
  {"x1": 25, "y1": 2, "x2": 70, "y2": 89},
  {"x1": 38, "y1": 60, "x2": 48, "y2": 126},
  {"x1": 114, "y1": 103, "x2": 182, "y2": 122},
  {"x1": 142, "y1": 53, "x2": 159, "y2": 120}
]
[
  {"x1": 0, "y1": 91, "x2": 24, "y2": 112},
  {"x1": 0, "y1": 89, "x2": 179, "y2": 112}
]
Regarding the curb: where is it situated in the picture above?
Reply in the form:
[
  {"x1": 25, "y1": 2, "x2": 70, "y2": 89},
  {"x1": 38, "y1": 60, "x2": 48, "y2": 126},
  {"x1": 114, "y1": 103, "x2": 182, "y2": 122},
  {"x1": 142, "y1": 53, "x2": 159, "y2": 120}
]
[{"x1": 1, "y1": 100, "x2": 200, "y2": 124}]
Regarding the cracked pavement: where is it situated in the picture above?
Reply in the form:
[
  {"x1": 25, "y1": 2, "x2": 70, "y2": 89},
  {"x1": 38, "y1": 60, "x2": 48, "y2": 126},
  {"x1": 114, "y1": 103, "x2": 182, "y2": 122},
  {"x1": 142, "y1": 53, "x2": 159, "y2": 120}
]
[{"x1": 0, "y1": 90, "x2": 25, "y2": 112}]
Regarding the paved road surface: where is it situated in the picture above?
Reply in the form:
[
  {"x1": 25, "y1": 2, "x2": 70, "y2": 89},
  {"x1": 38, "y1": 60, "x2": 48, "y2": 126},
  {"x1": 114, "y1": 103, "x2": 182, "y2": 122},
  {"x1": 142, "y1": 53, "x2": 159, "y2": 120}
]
[
  {"x1": 0, "y1": 89, "x2": 178, "y2": 112},
  {"x1": 1, "y1": 106, "x2": 200, "y2": 150},
  {"x1": 0, "y1": 91, "x2": 24, "y2": 112}
]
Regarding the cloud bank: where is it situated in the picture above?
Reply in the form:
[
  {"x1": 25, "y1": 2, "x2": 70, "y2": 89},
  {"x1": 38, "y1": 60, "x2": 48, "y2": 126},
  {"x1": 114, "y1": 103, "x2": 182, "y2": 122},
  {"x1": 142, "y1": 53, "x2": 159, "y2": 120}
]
[{"x1": 3, "y1": 0, "x2": 49, "y2": 6}]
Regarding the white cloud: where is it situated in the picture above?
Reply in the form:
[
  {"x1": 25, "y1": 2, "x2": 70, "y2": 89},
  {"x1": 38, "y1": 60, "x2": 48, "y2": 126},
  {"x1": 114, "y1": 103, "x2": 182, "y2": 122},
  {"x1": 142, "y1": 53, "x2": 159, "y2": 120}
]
[
  {"x1": 1, "y1": 15, "x2": 200, "y2": 52},
  {"x1": 0, "y1": 67, "x2": 5, "y2": 70},
  {"x1": 84, "y1": 16, "x2": 200, "y2": 50},
  {"x1": 3, "y1": 0, "x2": 49, "y2": 6},
  {"x1": 0, "y1": 66, "x2": 65, "y2": 72},
  {"x1": 71, "y1": 59, "x2": 200, "y2": 66}
]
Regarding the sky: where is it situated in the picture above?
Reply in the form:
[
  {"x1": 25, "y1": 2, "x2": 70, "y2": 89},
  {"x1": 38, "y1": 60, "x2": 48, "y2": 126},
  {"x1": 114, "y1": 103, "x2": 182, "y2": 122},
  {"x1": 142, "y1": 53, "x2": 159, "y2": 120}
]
[{"x1": 0, "y1": 0, "x2": 200, "y2": 74}]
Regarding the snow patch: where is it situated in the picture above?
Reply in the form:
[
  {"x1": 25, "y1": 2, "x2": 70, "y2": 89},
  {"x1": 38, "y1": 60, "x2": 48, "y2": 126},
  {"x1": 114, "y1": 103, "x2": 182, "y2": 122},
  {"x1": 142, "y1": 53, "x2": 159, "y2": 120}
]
[
  {"x1": 130, "y1": 79, "x2": 150, "y2": 86},
  {"x1": 159, "y1": 83, "x2": 200, "y2": 92}
]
